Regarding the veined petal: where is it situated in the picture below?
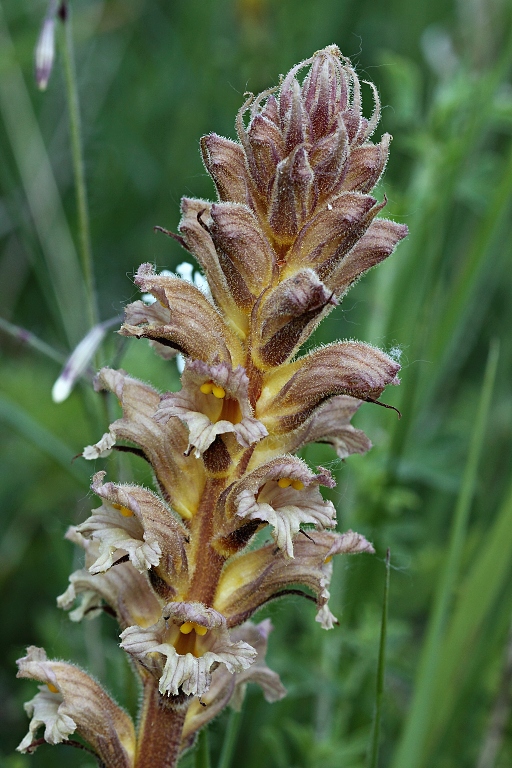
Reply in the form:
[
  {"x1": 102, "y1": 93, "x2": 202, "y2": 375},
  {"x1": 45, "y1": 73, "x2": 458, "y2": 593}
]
[
  {"x1": 282, "y1": 192, "x2": 381, "y2": 278},
  {"x1": 155, "y1": 360, "x2": 267, "y2": 458},
  {"x1": 57, "y1": 559, "x2": 162, "y2": 629},
  {"x1": 214, "y1": 530, "x2": 374, "y2": 628},
  {"x1": 245, "y1": 113, "x2": 286, "y2": 195},
  {"x1": 178, "y1": 198, "x2": 247, "y2": 336},
  {"x1": 285, "y1": 395, "x2": 372, "y2": 458},
  {"x1": 249, "y1": 394, "x2": 371, "y2": 467},
  {"x1": 309, "y1": 119, "x2": 348, "y2": 199},
  {"x1": 122, "y1": 298, "x2": 179, "y2": 360},
  {"x1": 200, "y1": 134, "x2": 250, "y2": 204},
  {"x1": 17, "y1": 647, "x2": 135, "y2": 766},
  {"x1": 85, "y1": 368, "x2": 205, "y2": 520},
  {"x1": 120, "y1": 603, "x2": 257, "y2": 698},
  {"x1": 252, "y1": 269, "x2": 336, "y2": 369},
  {"x1": 120, "y1": 263, "x2": 243, "y2": 366},
  {"x1": 338, "y1": 133, "x2": 391, "y2": 194},
  {"x1": 326, "y1": 218, "x2": 409, "y2": 297},
  {"x1": 75, "y1": 473, "x2": 188, "y2": 583},
  {"x1": 210, "y1": 202, "x2": 275, "y2": 310},
  {"x1": 221, "y1": 456, "x2": 336, "y2": 558},
  {"x1": 257, "y1": 341, "x2": 400, "y2": 432},
  {"x1": 268, "y1": 145, "x2": 314, "y2": 243}
]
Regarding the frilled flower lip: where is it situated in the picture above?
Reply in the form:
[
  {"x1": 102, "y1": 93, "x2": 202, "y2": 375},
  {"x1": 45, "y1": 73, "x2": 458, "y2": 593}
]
[
  {"x1": 181, "y1": 618, "x2": 286, "y2": 746},
  {"x1": 74, "y1": 472, "x2": 188, "y2": 579},
  {"x1": 225, "y1": 455, "x2": 336, "y2": 557},
  {"x1": 57, "y1": 533, "x2": 163, "y2": 630},
  {"x1": 155, "y1": 359, "x2": 268, "y2": 457},
  {"x1": 17, "y1": 685, "x2": 76, "y2": 752},
  {"x1": 82, "y1": 368, "x2": 205, "y2": 521},
  {"x1": 120, "y1": 602, "x2": 257, "y2": 697}
]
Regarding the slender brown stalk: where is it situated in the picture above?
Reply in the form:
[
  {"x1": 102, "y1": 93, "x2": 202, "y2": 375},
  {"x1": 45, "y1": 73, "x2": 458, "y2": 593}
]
[
  {"x1": 187, "y1": 477, "x2": 227, "y2": 604},
  {"x1": 135, "y1": 677, "x2": 188, "y2": 768}
]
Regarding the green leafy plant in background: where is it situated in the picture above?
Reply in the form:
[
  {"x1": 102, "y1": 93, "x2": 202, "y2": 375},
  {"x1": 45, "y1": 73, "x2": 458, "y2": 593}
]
[{"x1": 1, "y1": 1, "x2": 512, "y2": 767}]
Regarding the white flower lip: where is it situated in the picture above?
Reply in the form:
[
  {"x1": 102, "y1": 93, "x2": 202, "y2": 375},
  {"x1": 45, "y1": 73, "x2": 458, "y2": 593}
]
[
  {"x1": 156, "y1": 359, "x2": 268, "y2": 458},
  {"x1": 120, "y1": 602, "x2": 257, "y2": 698}
]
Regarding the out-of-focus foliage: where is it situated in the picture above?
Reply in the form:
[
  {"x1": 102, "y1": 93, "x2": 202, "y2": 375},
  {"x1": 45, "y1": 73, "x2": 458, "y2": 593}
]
[{"x1": 1, "y1": 0, "x2": 512, "y2": 766}]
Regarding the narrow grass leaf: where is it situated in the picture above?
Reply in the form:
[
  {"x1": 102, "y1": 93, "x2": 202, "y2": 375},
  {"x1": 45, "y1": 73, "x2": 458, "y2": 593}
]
[
  {"x1": 0, "y1": 3, "x2": 89, "y2": 347},
  {"x1": 424, "y1": 140, "x2": 512, "y2": 400},
  {"x1": 368, "y1": 548, "x2": 391, "y2": 768},
  {"x1": 196, "y1": 727, "x2": 211, "y2": 768},
  {"x1": 425, "y1": 476, "x2": 512, "y2": 752},
  {"x1": 0, "y1": 394, "x2": 88, "y2": 482},
  {"x1": 217, "y1": 709, "x2": 242, "y2": 768},
  {"x1": 392, "y1": 339, "x2": 500, "y2": 768},
  {"x1": 0, "y1": 316, "x2": 66, "y2": 364}
]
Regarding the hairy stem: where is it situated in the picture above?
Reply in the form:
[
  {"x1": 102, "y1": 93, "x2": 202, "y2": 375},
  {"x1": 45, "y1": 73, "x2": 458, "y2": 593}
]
[
  {"x1": 187, "y1": 477, "x2": 227, "y2": 605},
  {"x1": 135, "y1": 677, "x2": 188, "y2": 768}
]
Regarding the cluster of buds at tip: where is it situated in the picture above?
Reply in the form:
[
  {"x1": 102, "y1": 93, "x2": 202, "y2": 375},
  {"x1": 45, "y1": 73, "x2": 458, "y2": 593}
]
[{"x1": 18, "y1": 46, "x2": 406, "y2": 767}]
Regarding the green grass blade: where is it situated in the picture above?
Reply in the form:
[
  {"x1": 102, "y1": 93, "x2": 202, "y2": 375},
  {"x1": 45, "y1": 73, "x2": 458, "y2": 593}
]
[
  {"x1": 424, "y1": 477, "x2": 512, "y2": 752},
  {"x1": 0, "y1": 394, "x2": 88, "y2": 482},
  {"x1": 0, "y1": 2, "x2": 89, "y2": 348},
  {"x1": 196, "y1": 728, "x2": 211, "y2": 768},
  {"x1": 392, "y1": 339, "x2": 500, "y2": 768},
  {"x1": 59, "y1": 7, "x2": 98, "y2": 330},
  {"x1": 368, "y1": 548, "x2": 391, "y2": 768},
  {"x1": 217, "y1": 709, "x2": 242, "y2": 768},
  {"x1": 0, "y1": 316, "x2": 66, "y2": 364},
  {"x1": 424, "y1": 140, "x2": 512, "y2": 402}
]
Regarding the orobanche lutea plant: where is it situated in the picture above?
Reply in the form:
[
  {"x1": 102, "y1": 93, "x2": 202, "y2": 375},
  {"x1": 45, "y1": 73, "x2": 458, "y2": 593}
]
[{"x1": 17, "y1": 46, "x2": 407, "y2": 767}]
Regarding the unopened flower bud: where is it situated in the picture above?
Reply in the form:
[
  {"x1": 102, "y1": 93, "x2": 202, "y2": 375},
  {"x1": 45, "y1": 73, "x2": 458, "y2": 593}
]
[{"x1": 34, "y1": 1, "x2": 59, "y2": 91}]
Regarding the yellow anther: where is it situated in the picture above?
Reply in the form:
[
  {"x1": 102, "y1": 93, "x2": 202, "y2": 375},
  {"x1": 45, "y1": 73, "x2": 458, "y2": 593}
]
[
  {"x1": 211, "y1": 384, "x2": 226, "y2": 399},
  {"x1": 47, "y1": 683, "x2": 59, "y2": 694},
  {"x1": 324, "y1": 555, "x2": 333, "y2": 564},
  {"x1": 112, "y1": 503, "x2": 134, "y2": 517},
  {"x1": 200, "y1": 382, "x2": 214, "y2": 395},
  {"x1": 291, "y1": 480, "x2": 304, "y2": 491},
  {"x1": 277, "y1": 478, "x2": 292, "y2": 488},
  {"x1": 179, "y1": 621, "x2": 208, "y2": 636}
]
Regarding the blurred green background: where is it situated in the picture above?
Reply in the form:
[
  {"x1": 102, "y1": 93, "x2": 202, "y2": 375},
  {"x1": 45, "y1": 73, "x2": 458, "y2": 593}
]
[{"x1": 1, "y1": 0, "x2": 512, "y2": 766}]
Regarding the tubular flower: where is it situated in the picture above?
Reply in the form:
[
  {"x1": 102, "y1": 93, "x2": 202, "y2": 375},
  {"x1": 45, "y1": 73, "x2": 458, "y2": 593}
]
[
  {"x1": 181, "y1": 619, "x2": 286, "y2": 750},
  {"x1": 155, "y1": 359, "x2": 268, "y2": 458},
  {"x1": 19, "y1": 46, "x2": 407, "y2": 767},
  {"x1": 17, "y1": 647, "x2": 135, "y2": 767},
  {"x1": 120, "y1": 603, "x2": 257, "y2": 698}
]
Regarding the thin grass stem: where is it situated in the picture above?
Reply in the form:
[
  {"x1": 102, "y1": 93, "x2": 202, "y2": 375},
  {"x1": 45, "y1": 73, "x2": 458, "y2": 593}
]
[
  {"x1": 392, "y1": 339, "x2": 500, "y2": 768},
  {"x1": 217, "y1": 709, "x2": 242, "y2": 768},
  {"x1": 196, "y1": 728, "x2": 211, "y2": 768},
  {"x1": 368, "y1": 548, "x2": 391, "y2": 768},
  {"x1": 58, "y1": 3, "x2": 98, "y2": 330},
  {"x1": 0, "y1": 394, "x2": 89, "y2": 483},
  {"x1": 0, "y1": 316, "x2": 66, "y2": 364},
  {"x1": 0, "y1": 1, "x2": 89, "y2": 347}
]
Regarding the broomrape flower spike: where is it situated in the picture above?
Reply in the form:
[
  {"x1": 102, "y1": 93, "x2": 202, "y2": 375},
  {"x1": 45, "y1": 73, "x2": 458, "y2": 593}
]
[{"x1": 18, "y1": 46, "x2": 407, "y2": 767}]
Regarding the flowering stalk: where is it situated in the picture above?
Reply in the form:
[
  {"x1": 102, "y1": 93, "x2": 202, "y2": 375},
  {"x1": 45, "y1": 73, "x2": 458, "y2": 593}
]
[{"x1": 17, "y1": 46, "x2": 407, "y2": 767}]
